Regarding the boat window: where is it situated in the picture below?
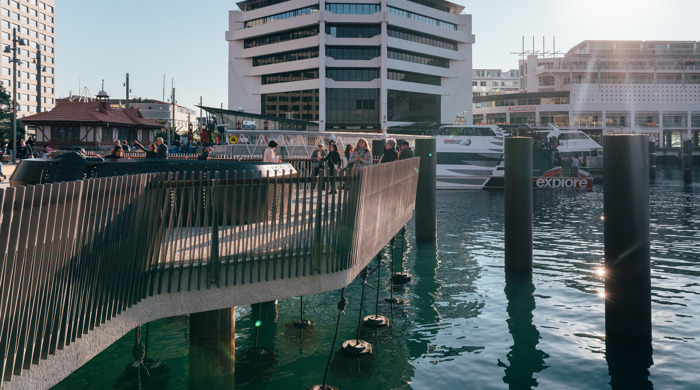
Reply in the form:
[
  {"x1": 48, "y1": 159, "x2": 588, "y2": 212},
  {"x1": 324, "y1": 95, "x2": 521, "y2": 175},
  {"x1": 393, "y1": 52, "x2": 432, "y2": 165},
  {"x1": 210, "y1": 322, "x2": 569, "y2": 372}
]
[
  {"x1": 559, "y1": 132, "x2": 589, "y2": 140},
  {"x1": 438, "y1": 127, "x2": 496, "y2": 136}
]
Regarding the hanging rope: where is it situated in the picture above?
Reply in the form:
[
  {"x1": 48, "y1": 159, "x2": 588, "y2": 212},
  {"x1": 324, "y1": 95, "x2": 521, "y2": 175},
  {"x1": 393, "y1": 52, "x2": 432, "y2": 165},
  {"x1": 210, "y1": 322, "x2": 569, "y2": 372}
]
[
  {"x1": 132, "y1": 325, "x2": 150, "y2": 389},
  {"x1": 320, "y1": 288, "x2": 347, "y2": 390}
]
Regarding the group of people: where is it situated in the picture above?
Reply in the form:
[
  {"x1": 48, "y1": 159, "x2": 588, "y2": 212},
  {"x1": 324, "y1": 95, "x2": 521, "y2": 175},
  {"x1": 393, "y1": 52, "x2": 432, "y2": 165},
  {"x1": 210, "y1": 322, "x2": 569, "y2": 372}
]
[
  {"x1": 103, "y1": 138, "x2": 169, "y2": 160},
  {"x1": 261, "y1": 137, "x2": 414, "y2": 193}
]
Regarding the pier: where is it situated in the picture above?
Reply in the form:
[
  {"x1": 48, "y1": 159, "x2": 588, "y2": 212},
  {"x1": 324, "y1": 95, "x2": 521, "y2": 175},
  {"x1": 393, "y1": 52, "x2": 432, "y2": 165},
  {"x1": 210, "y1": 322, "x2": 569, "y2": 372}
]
[{"x1": 0, "y1": 158, "x2": 419, "y2": 388}]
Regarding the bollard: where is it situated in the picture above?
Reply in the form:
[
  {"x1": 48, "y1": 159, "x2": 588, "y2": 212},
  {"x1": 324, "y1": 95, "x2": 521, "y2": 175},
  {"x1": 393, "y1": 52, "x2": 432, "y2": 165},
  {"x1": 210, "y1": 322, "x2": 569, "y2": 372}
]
[
  {"x1": 648, "y1": 140, "x2": 656, "y2": 183},
  {"x1": 189, "y1": 308, "x2": 236, "y2": 389},
  {"x1": 504, "y1": 137, "x2": 533, "y2": 273},
  {"x1": 414, "y1": 138, "x2": 436, "y2": 242},
  {"x1": 603, "y1": 135, "x2": 651, "y2": 344},
  {"x1": 682, "y1": 139, "x2": 692, "y2": 184}
]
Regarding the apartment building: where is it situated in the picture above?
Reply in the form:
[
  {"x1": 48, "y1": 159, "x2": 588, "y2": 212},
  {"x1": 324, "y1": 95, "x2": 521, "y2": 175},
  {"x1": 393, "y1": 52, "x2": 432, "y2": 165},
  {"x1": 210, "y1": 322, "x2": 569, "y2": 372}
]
[
  {"x1": 226, "y1": 0, "x2": 475, "y2": 131},
  {"x1": 1, "y1": 0, "x2": 55, "y2": 116}
]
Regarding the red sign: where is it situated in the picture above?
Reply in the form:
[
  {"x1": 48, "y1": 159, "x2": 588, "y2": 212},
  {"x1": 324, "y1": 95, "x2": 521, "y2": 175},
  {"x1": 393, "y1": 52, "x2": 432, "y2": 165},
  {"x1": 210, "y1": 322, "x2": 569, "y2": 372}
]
[{"x1": 509, "y1": 106, "x2": 536, "y2": 112}]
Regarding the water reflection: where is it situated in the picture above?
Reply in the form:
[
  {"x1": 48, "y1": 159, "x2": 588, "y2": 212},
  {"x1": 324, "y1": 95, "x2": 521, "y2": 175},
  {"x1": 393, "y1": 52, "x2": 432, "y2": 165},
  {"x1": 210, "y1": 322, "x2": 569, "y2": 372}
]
[
  {"x1": 606, "y1": 339, "x2": 653, "y2": 390},
  {"x1": 499, "y1": 273, "x2": 549, "y2": 389}
]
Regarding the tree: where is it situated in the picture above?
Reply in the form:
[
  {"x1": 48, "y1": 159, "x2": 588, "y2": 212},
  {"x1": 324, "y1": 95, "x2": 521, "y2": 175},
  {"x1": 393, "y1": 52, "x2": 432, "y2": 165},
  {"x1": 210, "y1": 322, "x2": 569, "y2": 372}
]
[{"x1": 0, "y1": 83, "x2": 25, "y2": 143}]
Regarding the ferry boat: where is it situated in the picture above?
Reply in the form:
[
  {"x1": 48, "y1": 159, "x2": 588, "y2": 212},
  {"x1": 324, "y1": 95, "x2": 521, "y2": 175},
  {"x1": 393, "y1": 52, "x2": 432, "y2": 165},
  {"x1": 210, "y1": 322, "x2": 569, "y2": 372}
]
[{"x1": 435, "y1": 123, "x2": 602, "y2": 189}]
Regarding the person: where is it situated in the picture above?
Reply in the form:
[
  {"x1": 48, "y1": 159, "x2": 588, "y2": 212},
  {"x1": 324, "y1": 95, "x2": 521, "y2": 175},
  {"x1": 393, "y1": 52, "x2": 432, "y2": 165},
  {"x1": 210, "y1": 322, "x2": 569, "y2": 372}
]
[
  {"x1": 0, "y1": 142, "x2": 5, "y2": 179},
  {"x1": 42, "y1": 147, "x2": 54, "y2": 158},
  {"x1": 16, "y1": 139, "x2": 33, "y2": 160},
  {"x1": 351, "y1": 138, "x2": 372, "y2": 168},
  {"x1": 198, "y1": 146, "x2": 214, "y2": 160},
  {"x1": 263, "y1": 140, "x2": 281, "y2": 162},
  {"x1": 380, "y1": 139, "x2": 399, "y2": 163},
  {"x1": 572, "y1": 155, "x2": 581, "y2": 168},
  {"x1": 121, "y1": 140, "x2": 131, "y2": 152},
  {"x1": 311, "y1": 144, "x2": 327, "y2": 189},
  {"x1": 133, "y1": 140, "x2": 158, "y2": 158},
  {"x1": 321, "y1": 143, "x2": 342, "y2": 193},
  {"x1": 104, "y1": 145, "x2": 124, "y2": 159},
  {"x1": 155, "y1": 137, "x2": 168, "y2": 159},
  {"x1": 343, "y1": 144, "x2": 353, "y2": 171},
  {"x1": 52, "y1": 148, "x2": 104, "y2": 182},
  {"x1": 399, "y1": 141, "x2": 414, "y2": 160}
]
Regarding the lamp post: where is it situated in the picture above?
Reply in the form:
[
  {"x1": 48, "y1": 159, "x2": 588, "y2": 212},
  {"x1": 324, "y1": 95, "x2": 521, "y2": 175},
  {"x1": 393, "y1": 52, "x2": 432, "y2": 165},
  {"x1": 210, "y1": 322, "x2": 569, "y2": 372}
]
[
  {"x1": 3, "y1": 27, "x2": 27, "y2": 164},
  {"x1": 33, "y1": 47, "x2": 45, "y2": 113}
]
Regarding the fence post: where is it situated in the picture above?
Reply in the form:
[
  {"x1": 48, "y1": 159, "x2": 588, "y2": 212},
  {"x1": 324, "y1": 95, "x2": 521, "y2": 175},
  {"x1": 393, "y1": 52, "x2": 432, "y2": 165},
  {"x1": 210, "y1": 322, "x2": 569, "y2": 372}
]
[
  {"x1": 414, "y1": 138, "x2": 436, "y2": 242},
  {"x1": 504, "y1": 137, "x2": 533, "y2": 273},
  {"x1": 603, "y1": 135, "x2": 651, "y2": 344},
  {"x1": 682, "y1": 138, "x2": 693, "y2": 184}
]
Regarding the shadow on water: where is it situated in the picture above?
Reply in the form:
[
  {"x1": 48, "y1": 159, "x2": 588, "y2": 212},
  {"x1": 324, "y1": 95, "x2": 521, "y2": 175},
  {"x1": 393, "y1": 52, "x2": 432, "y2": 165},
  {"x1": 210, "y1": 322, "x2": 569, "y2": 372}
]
[
  {"x1": 499, "y1": 273, "x2": 549, "y2": 389},
  {"x1": 407, "y1": 240, "x2": 441, "y2": 361},
  {"x1": 606, "y1": 340, "x2": 653, "y2": 390}
]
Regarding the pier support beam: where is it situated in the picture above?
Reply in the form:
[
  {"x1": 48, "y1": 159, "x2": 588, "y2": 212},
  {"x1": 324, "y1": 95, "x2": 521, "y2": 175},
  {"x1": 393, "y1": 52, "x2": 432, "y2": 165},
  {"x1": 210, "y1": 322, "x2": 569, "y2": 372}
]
[
  {"x1": 415, "y1": 138, "x2": 436, "y2": 242},
  {"x1": 648, "y1": 140, "x2": 656, "y2": 183},
  {"x1": 504, "y1": 137, "x2": 533, "y2": 273},
  {"x1": 603, "y1": 135, "x2": 651, "y2": 344},
  {"x1": 682, "y1": 138, "x2": 693, "y2": 184},
  {"x1": 189, "y1": 308, "x2": 236, "y2": 389}
]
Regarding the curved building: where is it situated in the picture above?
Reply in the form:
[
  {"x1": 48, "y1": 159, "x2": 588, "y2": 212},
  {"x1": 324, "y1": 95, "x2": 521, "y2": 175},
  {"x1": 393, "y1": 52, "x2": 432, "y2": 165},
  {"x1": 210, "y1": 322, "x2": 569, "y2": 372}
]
[
  {"x1": 226, "y1": 0, "x2": 474, "y2": 131},
  {"x1": 474, "y1": 40, "x2": 700, "y2": 148}
]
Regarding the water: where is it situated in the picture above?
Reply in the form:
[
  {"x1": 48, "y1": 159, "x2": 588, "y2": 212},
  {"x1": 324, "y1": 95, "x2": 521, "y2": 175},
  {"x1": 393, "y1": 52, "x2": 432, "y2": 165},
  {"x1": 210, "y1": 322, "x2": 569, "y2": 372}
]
[{"x1": 53, "y1": 166, "x2": 700, "y2": 389}]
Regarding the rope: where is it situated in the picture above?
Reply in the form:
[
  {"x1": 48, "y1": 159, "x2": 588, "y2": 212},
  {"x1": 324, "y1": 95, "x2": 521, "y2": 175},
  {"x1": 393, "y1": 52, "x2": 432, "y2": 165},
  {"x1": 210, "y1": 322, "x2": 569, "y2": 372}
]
[
  {"x1": 321, "y1": 288, "x2": 347, "y2": 389},
  {"x1": 375, "y1": 253, "x2": 382, "y2": 316},
  {"x1": 355, "y1": 267, "x2": 369, "y2": 344}
]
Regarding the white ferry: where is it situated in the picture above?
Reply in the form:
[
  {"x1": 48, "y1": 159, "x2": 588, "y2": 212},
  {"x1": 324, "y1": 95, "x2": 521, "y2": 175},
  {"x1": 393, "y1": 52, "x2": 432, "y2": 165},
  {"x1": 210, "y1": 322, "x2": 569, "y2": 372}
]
[{"x1": 435, "y1": 124, "x2": 603, "y2": 189}]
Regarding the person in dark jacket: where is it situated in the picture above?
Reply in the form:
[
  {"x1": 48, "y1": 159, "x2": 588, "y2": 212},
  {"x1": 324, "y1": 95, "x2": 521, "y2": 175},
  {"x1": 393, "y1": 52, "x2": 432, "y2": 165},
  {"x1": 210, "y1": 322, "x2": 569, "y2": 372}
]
[
  {"x1": 133, "y1": 140, "x2": 158, "y2": 158},
  {"x1": 104, "y1": 145, "x2": 124, "y2": 159},
  {"x1": 198, "y1": 146, "x2": 213, "y2": 160},
  {"x1": 121, "y1": 140, "x2": 131, "y2": 152},
  {"x1": 52, "y1": 149, "x2": 104, "y2": 182},
  {"x1": 399, "y1": 141, "x2": 414, "y2": 160},
  {"x1": 380, "y1": 138, "x2": 399, "y2": 164},
  {"x1": 16, "y1": 140, "x2": 33, "y2": 160},
  {"x1": 155, "y1": 137, "x2": 168, "y2": 159},
  {"x1": 321, "y1": 143, "x2": 342, "y2": 193}
]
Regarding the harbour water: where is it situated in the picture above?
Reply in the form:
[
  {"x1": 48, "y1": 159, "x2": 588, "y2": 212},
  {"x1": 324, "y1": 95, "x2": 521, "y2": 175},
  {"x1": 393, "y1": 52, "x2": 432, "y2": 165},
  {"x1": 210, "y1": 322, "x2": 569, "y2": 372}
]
[{"x1": 53, "y1": 165, "x2": 699, "y2": 389}]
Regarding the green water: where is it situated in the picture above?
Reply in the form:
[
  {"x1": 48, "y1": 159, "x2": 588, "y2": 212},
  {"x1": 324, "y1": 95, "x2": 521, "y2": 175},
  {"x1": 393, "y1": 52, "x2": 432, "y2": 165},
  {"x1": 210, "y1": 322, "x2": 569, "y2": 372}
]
[{"x1": 54, "y1": 166, "x2": 700, "y2": 389}]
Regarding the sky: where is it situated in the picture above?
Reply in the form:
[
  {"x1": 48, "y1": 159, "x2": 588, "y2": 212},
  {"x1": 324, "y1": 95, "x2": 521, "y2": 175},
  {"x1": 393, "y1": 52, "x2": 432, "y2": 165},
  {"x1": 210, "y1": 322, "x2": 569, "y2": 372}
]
[{"x1": 55, "y1": 0, "x2": 698, "y2": 111}]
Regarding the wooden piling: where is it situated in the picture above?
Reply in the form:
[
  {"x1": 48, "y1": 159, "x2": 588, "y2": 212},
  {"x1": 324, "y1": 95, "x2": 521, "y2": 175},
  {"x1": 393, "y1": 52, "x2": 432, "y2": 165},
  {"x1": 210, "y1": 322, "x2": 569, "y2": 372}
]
[
  {"x1": 504, "y1": 137, "x2": 533, "y2": 273},
  {"x1": 415, "y1": 138, "x2": 436, "y2": 242}
]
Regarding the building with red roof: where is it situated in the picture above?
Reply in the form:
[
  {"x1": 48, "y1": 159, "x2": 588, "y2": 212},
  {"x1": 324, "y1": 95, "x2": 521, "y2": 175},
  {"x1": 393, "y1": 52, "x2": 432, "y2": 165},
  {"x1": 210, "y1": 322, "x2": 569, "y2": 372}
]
[{"x1": 21, "y1": 91, "x2": 163, "y2": 150}]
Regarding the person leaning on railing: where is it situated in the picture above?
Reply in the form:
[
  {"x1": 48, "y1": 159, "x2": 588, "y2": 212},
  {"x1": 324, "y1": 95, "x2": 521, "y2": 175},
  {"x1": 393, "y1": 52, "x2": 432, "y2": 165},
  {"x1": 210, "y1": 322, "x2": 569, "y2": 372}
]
[
  {"x1": 320, "y1": 143, "x2": 342, "y2": 193},
  {"x1": 351, "y1": 138, "x2": 372, "y2": 168},
  {"x1": 52, "y1": 147, "x2": 104, "y2": 182},
  {"x1": 133, "y1": 140, "x2": 158, "y2": 158},
  {"x1": 104, "y1": 145, "x2": 124, "y2": 159}
]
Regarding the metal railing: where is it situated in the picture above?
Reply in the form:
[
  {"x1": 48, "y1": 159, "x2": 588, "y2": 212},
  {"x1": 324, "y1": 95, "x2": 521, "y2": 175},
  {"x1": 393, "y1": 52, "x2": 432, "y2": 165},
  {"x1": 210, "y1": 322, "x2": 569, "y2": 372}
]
[{"x1": 0, "y1": 158, "x2": 419, "y2": 385}]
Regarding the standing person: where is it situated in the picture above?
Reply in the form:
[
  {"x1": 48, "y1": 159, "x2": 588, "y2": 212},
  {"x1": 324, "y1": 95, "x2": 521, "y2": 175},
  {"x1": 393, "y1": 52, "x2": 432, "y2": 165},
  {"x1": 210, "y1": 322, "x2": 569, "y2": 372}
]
[
  {"x1": 16, "y1": 139, "x2": 33, "y2": 160},
  {"x1": 121, "y1": 140, "x2": 131, "y2": 152},
  {"x1": 343, "y1": 144, "x2": 353, "y2": 171},
  {"x1": 198, "y1": 146, "x2": 214, "y2": 160},
  {"x1": 351, "y1": 138, "x2": 372, "y2": 168},
  {"x1": 0, "y1": 140, "x2": 5, "y2": 179},
  {"x1": 104, "y1": 146, "x2": 124, "y2": 159},
  {"x1": 263, "y1": 140, "x2": 281, "y2": 162},
  {"x1": 155, "y1": 137, "x2": 168, "y2": 159},
  {"x1": 133, "y1": 140, "x2": 158, "y2": 158},
  {"x1": 399, "y1": 141, "x2": 414, "y2": 160},
  {"x1": 321, "y1": 143, "x2": 342, "y2": 193},
  {"x1": 2, "y1": 139, "x2": 11, "y2": 162},
  {"x1": 310, "y1": 144, "x2": 327, "y2": 189},
  {"x1": 380, "y1": 138, "x2": 399, "y2": 163}
]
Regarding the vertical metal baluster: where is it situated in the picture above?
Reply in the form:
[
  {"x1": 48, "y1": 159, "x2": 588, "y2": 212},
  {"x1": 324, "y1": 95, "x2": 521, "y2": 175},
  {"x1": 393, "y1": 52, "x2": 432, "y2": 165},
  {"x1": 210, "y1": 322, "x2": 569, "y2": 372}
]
[{"x1": 174, "y1": 172, "x2": 188, "y2": 293}]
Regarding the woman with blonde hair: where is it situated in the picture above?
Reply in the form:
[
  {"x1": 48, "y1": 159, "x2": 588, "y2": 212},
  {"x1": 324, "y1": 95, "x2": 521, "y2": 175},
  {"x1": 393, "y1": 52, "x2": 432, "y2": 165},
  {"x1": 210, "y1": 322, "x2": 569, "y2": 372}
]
[{"x1": 351, "y1": 138, "x2": 372, "y2": 168}]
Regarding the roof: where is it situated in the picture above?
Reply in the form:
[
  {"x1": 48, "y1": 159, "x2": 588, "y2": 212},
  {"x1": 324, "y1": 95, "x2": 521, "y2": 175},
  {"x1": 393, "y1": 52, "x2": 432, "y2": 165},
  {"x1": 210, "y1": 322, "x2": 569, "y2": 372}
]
[{"x1": 21, "y1": 100, "x2": 163, "y2": 128}]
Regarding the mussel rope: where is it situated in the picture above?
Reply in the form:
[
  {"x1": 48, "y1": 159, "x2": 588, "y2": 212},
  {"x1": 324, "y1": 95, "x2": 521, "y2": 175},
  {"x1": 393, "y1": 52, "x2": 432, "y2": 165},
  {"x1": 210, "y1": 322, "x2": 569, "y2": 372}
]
[
  {"x1": 374, "y1": 253, "x2": 382, "y2": 317},
  {"x1": 321, "y1": 288, "x2": 348, "y2": 389},
  {"x1": 355, "y1": 267, "x2": 370, "y2": 344}
]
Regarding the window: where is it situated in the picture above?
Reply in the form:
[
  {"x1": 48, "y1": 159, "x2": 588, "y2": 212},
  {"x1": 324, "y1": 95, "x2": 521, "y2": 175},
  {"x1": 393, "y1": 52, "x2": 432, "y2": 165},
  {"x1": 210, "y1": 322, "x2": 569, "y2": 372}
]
[
  {"x1": 387, "y1": 48, "x2": 449, "y2": 68},
  {"x1": 326, "y1": 46, "x2": 379, "y2": 61},
  {"x1": 325, "y1": 24, "x2": 380, "y2": 38},
  {"x1": 325, "y1": 4, "x2": 380, "y2": 14},
  {"x1": 245, "y1": 6, "x2": 318, "y2": 28},
  {"x1": 52, "y1": 126, "x2": 81, "y2": 143},
  {"x1": 388, "y1": 6, "x2": 456, "y2": 30},
  {"x1": 387, "y1": 26, "x2": 457, "y2": 51},
  {"x1": 327, "y1": 68, "x2": 379, "y2": 82}
]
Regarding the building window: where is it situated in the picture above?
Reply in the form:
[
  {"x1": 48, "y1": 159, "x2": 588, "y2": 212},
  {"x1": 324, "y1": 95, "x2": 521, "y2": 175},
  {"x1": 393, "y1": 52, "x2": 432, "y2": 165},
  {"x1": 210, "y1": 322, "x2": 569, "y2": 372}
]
[
  {"x1": 326, "y1": 46, "x2": 379, "y2": 61},
  {"x1": 325, "y1": 4, "x2": 380, "y2": 14},
  {"x1": 387, "y1": 69, "x2": 440, "y2": 86},
  {"x1": 244, "y1": 26, "x2": 319, "y2": 48},
  {"x1": 387, "y1": 26, "x2": 457, "y2": 51},
  {"x1": 387, "y1": 48, "x2": 449, "y2": 68},
  {"x1": 262, "y1": 89, "x2": 319, "y2": 121},
  {"x1": 261, "y1": 69, "x2": 319, "y2": 85},
  {"x1": 253, "y1": 48, "x2": 319, "y2": 66},
  {"x1": 326, "y1": 88, "x2": 379, "y2": 128},
  {"x1": 326, "y1": 68, "x2": 378, "y2": 82},
  {"x1": 52, "y1": 126, "x2": 81, "y2": 143},
  {"x1": 388, "y1": 6, "x2": 456, "y2": 30},
  {"x1": 325, "y1": 24, "x2": 380, "y2": 38},
  {"x1": 245, "y1": 6, "x2": 318, "y2": 28},
  {"x1": 387, "y1": 90, "x2": 440, "y2": 122}
]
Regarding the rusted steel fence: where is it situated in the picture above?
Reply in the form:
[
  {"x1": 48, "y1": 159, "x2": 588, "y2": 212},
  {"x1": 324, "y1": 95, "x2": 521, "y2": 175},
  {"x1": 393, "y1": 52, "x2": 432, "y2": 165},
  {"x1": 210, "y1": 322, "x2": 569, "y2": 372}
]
[{"x1": 0, "y1": 158, "x2": 419, "y2": 385}]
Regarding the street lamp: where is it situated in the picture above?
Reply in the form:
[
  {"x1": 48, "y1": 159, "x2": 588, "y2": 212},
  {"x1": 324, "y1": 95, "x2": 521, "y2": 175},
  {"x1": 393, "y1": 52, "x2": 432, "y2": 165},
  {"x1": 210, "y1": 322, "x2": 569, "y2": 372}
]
[
  {"x1": 32, "y1": 47, "x2": 46, "y2": 113},
  {"x1": 3, "y1": 27, "x2": 27, "y2": 164}
]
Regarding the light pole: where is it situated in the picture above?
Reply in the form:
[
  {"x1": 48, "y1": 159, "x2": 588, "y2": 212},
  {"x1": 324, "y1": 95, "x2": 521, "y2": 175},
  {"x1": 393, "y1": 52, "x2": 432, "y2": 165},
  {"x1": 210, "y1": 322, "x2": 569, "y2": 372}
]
[
  {"x1": 33, "y1": 47, "x2": 46, "y2": 113},
  {"x1": 4, "y1": 27, "x2": 27, "y2": 164}
]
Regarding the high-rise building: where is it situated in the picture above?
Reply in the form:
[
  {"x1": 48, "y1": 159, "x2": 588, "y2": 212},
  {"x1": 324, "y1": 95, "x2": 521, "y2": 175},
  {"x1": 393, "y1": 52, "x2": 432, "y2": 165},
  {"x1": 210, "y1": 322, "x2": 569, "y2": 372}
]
[
  {"x1": 0, "y1": 0, "x2": 55, "y2": 116},
  {"x1": 227, "y1": 0, "x2": 474, "y2": 131}
]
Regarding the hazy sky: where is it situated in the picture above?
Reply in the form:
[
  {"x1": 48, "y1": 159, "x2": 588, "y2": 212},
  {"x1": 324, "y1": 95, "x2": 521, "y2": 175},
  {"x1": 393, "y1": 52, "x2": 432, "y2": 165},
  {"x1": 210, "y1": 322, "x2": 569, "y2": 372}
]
[{"x1": 54, "y1": 0, "x2": 696, "y2": 110}]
